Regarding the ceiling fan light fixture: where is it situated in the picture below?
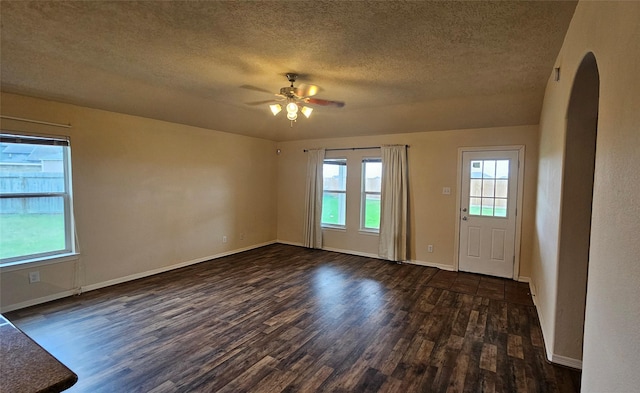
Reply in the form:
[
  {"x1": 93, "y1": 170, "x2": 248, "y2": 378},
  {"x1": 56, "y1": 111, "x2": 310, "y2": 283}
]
[
  {"x1": 301, "y1": 106, "x2": 313, "y2": 118},
  {"x1": 286, "y1": 102, "x2": 299, "y2": 114},
  {"x1": 287, "y1": 111, "x2": 298, "y2": 121},
  {"x1": 269, "y1": 104, "x2": 282, "y2": 116}
]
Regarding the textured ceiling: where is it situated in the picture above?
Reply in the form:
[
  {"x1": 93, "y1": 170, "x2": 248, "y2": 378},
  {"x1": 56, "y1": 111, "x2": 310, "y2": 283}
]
[{"x1": 0, "y1": 1, "x2": 576, "y2": 141}]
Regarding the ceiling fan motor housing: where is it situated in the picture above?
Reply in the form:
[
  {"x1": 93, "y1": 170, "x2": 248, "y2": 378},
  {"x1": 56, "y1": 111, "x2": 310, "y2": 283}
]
[
  {"x1": 286, "y1": 73, "x2": 298, "y2": 83},
  {"x1": 280, "y1": 86, "x2": 296, "y2": 97}
]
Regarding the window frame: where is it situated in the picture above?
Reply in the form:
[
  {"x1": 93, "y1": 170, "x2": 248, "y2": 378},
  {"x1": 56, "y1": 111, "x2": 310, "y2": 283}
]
[
  {"x1": 0, "y1": 133, "x2": 76, "y2": 266},
  {"x1": 468, "y1": 159, "x2": 510, "y2": 218},
  {"x1": 321, "y1": 158, "x2": 347, "y2": 229},
  {"x1": 361, "y1": 158, "x2": 381, "y2": 232}
]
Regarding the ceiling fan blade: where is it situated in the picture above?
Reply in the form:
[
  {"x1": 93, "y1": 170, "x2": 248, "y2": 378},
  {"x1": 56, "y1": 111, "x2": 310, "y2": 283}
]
[
  {"x1": 295, "y1": 83, "x2": 321, "y2": 98},
  {"x1": 240, "y1": 85, "x2": 274, "y2": 94},
  {"x1": 305, "y1": 98, "x2": 346, "y2": 108}
]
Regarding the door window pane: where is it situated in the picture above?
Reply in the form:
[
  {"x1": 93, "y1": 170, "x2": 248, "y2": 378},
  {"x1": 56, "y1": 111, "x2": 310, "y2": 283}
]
[
  {"x1": 470, "y1": 179, "x2": 482, "y2": 197},
  {"x1": 494, "y1": 199, "x2": 507, "y2": 217},
  {"x1": 495, "y1": 180, "x2": 508, "y2": 198},
  {"x1": 496, "y1": 160, "x2": 509, "y2": 179},
  {"x1": 468, "y1": 159, "x2": 509, "y2": 218},
  {"x1": 469, "y1": 198, "x2": 482, "y2": 215},
  {"x1": 482, "y1": 179, "x2": 495, "y2": 197},
  {"x1": 483, "y1": 160, "x2": 496, "y2": 178},
  {"x1": 470, "y1": 161, "x2": 483, "y2": 178},
  {"x1": 481, "y1": 198, "x2": 494, "y2": 216}
]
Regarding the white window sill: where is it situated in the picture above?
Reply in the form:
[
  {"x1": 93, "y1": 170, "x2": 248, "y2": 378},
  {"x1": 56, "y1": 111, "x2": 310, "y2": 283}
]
[
  {"x1": 322, "y1": 225, "x2": 346, "y2": 232},
  {"x1": 0, "y1": 253, "x2": 80, "y2": 272},
  {"x1": 359, "y1": 229, "x2": 380, "y2": 236}
]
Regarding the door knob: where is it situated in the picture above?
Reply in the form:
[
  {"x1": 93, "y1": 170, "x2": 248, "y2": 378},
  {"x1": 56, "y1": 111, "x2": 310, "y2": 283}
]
[
  {"x1": 462, "y1": 216, "x2": 468, "y2": 221},
  {"x1": 462, "y1": 208, "x2": 467, "y2": 212}
]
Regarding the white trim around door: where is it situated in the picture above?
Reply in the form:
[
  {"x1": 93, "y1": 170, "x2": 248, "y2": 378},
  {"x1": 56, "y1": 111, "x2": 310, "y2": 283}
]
[{"x1": 454, "y1": 146, "x2": 525, "y2": 280}]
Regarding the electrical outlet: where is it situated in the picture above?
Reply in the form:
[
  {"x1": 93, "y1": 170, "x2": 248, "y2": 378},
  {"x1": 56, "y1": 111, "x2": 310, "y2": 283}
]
[
  {"x1": 29, "y1": 271, "x2": 40, "y2": 284},
  {"x1": 240, "y1": 232, "x2": 245, "y2": 241},
  {"x1": 428, "y1": 245, "x2": 433, "y2": 253},
  {"x1": 222, "y1": 235, "x2": 227, "y2": 243}
]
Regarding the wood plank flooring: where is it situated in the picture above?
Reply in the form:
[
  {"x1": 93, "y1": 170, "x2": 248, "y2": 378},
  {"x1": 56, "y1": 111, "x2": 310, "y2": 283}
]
[{"x1": 5, "y1": 244, "x2": 580, "y2": 392}]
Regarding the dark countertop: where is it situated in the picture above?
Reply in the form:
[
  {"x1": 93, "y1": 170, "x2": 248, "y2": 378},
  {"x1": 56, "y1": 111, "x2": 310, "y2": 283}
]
[{"x1": 0, "y1": 315, "x2": 77, "y2": 393}]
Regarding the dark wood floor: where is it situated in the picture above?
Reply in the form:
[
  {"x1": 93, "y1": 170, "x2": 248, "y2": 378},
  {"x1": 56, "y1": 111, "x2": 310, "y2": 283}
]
[{"x1": 6, "y1": 244, "x2": 580, "y2": 392}]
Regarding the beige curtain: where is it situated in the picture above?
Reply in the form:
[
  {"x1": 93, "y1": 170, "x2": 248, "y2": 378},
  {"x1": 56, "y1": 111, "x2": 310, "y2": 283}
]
[
  {"x1": 303, "y1": 148, "x2": 325, "y2": 248},
  {"x1": 379, "y1": 145, "x2": 408, "y2": 261}
]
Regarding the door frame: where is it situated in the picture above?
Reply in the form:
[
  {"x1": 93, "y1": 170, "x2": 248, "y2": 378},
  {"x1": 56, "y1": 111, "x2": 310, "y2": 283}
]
[{"x1": 454, "y1": 145, "x2": 526, "y2": 280}]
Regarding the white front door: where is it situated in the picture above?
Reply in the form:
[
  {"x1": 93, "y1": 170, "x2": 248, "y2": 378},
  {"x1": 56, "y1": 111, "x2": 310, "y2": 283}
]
[{"x1": 459, "y1": 150, "x2": 519, "y2": 278}]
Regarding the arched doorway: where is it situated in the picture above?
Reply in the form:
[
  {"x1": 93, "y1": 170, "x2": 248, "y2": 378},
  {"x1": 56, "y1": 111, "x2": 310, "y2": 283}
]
[{"x1": 555, "y1": 52, "x2": 599, "y2": 366}]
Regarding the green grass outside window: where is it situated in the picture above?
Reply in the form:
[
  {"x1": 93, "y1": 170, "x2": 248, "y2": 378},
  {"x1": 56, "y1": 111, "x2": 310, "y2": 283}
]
[{"x1": 0, "y1": 214, "x2": 66, "y2": 259}]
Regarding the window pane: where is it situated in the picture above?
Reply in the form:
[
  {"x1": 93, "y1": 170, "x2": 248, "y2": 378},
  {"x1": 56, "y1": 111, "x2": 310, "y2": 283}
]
[
  {"x1": 0, "y1": 196, "x2": 66, "y2": 259},
  {"x1": 322, "y1": 159, "x2": 346, "y2": 227},
  {"x1": 322, "y1": 192, "x2": 346, "y2": 226},
  {"x1": 364, "y1": 162, "x2": 381, "y2": 192},
  {"x1": 323, "y1": 161, "x2": 346, "y2": 191},
  {"x1": 483, "y1": 160, "x2": 496, "y2": 179},
  {"x1": 469, "y1": 197, "x2": 482, "y2": 215},
  {"x1": 363, "y1": 194, "x2": 380, "y2": 229},
  {"x1": 495, "y1": 179, "x2": 508, "y2": 198},
  {"x1": 495, "y1": 198, "x2": 507, "y2": 217},
  {"x1": 470, "y1": 179, "x2": 482, "y2": 197},
  {"x1": 0, "y1": 143, "x2": 66, "y2": 194},
  {"x1": 481, "y1": 198, "x2": 494, "y2": 216},
  {"x1": 482, "y1": 179, "x2": 495, "y2": 197},
  {"x1": 470, "y1": 161, "x2": 483, "y2": 178},
  {"x1": 496, "y1": 160, "x2": 509, "y2": 179}
]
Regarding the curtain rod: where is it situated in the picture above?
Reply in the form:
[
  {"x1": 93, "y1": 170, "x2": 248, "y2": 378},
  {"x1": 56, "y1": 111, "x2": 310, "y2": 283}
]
[
  {"x1": 0, "y1": 115, "x2": 72, "y2": 129},
  {"x1": 303, "y1": 145, "x2": 408, "y2": 152}
]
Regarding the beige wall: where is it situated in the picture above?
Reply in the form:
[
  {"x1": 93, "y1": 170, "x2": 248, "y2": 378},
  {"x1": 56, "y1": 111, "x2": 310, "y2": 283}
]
[
  {"x1": 276, "y1": 125, "x2": 539, "y2": 277},
  {"x1": 533, "y1": 1, "x2": 640, "y2": 390},
  {"x1": 0, "y1": 93, "x2": 278, "y2": 310},
  {"x1": 554, "y1": 53, "x2": 597, "y2": 362}
]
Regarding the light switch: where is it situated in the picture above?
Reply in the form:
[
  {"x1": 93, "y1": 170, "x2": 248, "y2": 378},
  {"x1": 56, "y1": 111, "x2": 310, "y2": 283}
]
[{"x1": 442, "y1": 187, "x2": 451, "y2": 195}]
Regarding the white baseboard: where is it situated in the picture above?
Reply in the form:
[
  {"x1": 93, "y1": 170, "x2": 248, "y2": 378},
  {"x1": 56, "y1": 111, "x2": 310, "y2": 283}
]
[
  {"x1": 528, "y1": 279, "x2": 538, "y2": 304},
  {"x1": 551, "y1": 354, "x2": 583, "y2": 369},
  {"x1": 524, "y1": 279, "x2": 554, "y2": 362},
  {"x1": 320, "y1": 246, "x2": 381, "y2": 260},
  {"x1": 276, "y1": 241, "x2": 384, "y2": 261},
  {"x1": 276, "y1": 240, "x2": 304, "y2": 247},
  {"x1": 407, "y1": 259, "x2": 455, "y2": 271},
  {"x1": 2, "y1": 241, "x2": 276, "y2": 312},
  {"x1": 277, "y1": 241, "x2": 456, "y2": 271},
  {"x1": 524, "y1": 278, "x2": 582, "y2": 370},
  {"x1": 1, "y1": 290, "x2": 78, "y2": 313}
]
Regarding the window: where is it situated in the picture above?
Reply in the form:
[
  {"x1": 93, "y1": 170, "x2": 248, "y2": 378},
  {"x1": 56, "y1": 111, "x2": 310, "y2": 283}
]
[
  {"x1": 469, "y1": 159, "x2": 509, "y2": 217},
  {"x1": 321, "y1": 158, "x2": 346, "y2": 227},
  {"x1": 0, "y1": 133, "x2": 75, "y2": 265},
  {"x1": 361, "y1": 158, "x2": 381, "y2": 231}
]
